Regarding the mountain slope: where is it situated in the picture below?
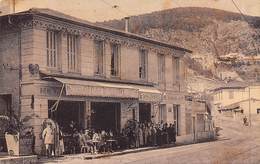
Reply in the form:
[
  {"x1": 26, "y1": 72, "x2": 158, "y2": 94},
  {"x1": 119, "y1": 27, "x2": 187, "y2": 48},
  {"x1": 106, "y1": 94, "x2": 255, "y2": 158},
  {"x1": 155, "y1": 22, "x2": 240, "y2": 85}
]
[{"x1": 97, "y1": 7, "x2": 260, "y2": 81}]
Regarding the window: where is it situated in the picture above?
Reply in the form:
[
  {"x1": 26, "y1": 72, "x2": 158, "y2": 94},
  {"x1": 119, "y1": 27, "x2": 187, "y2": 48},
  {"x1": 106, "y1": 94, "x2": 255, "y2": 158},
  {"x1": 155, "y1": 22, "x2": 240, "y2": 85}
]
[
  {"x1": 94, "y1": 40, "x2": 105, "y2": 75},
  {"x1": 67, "y1": 34, "x2": 79, "y2": 72},
  {"x1": 257, "y1": 108, "x2": 260, "y2": 114},
  {"x1": 111, "y1": 44, "x2": 120, "y2": 76},
  {"x1": 46, "y1": 31, "x2": 59, "y2": 68},
  {"x1": 159, "y1": 104, "x2": 166, "y2": 122},
  {"x1": 158, "y1": 54, "x2": 165, "y2": 82},
  {"x1": 173, "y1": 57, "x2": 180, "y2": 82},
  {"x1": 229, "y1": 90, "x2": 234, "y2": 99},
  {"x1": 139, "y1": 49, "x2": 148, "y2": 79}
]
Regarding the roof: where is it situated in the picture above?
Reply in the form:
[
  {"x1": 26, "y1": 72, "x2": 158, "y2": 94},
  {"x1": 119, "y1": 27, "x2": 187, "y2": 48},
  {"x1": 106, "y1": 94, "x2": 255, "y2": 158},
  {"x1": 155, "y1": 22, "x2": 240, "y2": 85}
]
[
  {"x1": 4, "y1": 8, "x2": 192, "y2": 53},
  {"x1": 212, "y1": 80, "x2": 248, "y2": 91},
  {"x1": 222, "y1": 98, "x2": 260, "y2": 110}
]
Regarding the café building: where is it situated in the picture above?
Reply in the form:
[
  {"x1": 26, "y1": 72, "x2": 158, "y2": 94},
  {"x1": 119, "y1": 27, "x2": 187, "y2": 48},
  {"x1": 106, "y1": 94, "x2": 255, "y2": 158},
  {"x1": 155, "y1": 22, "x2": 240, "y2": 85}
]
[{"x1": 0, "y1": 8, "x2": 192, "y2": 153}]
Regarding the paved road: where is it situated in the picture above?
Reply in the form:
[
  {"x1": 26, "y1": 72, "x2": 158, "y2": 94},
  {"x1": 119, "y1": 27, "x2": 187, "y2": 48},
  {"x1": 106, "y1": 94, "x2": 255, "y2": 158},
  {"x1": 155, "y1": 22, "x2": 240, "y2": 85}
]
[{"x1": 44, "y1": 115, "x2": 260, "y2": 164}]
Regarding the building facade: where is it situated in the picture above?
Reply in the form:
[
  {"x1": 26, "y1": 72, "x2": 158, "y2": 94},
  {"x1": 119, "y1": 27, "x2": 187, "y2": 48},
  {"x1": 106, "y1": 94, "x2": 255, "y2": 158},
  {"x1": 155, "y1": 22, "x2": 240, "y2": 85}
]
[
  {"x1": 0, "y1": 8, "x2": 193, "y2": 153},
  {"x1": 212, "y1": 82, "x2": 260, "y2": 117}
]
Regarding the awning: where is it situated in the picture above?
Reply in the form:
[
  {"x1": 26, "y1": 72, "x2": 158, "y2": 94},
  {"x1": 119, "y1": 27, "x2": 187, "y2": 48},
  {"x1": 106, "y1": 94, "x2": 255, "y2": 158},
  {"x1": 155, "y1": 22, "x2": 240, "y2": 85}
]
[{"x1": 44, "y1": 77, "x2": 162, "y2": 101}]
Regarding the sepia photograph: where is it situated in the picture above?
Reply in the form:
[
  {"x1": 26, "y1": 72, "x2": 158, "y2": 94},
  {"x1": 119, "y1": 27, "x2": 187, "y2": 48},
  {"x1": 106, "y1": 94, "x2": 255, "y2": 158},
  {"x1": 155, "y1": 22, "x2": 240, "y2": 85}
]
[{"x1": 0, "y1": 0, "x2": 259, "y2": 163}]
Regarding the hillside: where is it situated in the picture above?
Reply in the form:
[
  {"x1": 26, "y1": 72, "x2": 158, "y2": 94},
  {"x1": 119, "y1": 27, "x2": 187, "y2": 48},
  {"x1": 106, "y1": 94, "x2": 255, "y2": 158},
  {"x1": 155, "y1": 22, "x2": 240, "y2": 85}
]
[{"x1": 97, "y1": 7, "x2": 260, "y2": 83}]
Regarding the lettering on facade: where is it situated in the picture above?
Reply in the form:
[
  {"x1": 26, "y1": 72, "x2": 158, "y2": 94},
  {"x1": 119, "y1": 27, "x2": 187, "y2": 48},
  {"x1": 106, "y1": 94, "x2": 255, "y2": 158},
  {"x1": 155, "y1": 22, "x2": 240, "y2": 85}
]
[
  {"x1": 39, "y1": 86, "x2": 63, "y2": 96},
  {"x1": 139, "y1": 92, "x2": 162, "y2": 102},
  {"x1": 165, "y1": 93, "x2": 184, "y2": 102},
  {"x1": 65, "y1": 84, "x2": 139, "y2": 98}
]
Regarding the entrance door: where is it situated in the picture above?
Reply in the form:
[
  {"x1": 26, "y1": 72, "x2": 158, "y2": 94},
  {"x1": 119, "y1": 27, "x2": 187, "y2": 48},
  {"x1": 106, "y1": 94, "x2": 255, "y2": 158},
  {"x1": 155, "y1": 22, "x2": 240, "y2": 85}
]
[
  {"x1": 192, "y1": 116, "x2": 196, "y2": 142},
  {"x1": 91, "y1": 102, "x2": 121, "y2": 132},
  {"x1": 173, "y1": 104, "x2": 180, "y2": 136},
  {"x1": 48, "y1": 100, "x2": 85, "y2": 132},
  {"x1": 139, "y1": 103, "x2": 151, "y2": 123}
]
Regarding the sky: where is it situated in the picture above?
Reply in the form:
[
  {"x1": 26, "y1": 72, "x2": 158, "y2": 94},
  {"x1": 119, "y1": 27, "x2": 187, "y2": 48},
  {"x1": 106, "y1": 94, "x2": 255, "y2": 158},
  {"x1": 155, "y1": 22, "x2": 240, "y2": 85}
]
[{"x1": 1, "y1": 0, "x2": 260, "y2": 22}]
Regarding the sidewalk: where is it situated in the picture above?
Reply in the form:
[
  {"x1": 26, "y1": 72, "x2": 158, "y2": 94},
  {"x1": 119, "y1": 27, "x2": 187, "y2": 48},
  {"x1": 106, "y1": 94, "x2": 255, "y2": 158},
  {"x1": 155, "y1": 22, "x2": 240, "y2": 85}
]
[
  {"x1": 0, "y1": 153, "x2": 38, "y2": 164},
  {"x1": 39, "y1": 135, "x2": 216, "y2": 163}
]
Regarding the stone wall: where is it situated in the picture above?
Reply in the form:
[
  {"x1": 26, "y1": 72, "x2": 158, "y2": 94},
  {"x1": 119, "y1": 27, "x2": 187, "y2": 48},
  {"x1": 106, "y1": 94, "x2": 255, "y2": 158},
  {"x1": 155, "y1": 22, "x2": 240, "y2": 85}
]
[{"x1": 0, "y1": 29, "x2": 20, "y2": 115}]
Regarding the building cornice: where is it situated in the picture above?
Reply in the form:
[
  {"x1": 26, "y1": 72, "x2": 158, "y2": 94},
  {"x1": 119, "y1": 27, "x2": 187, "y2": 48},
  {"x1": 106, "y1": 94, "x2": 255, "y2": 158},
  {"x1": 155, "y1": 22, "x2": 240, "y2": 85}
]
[{"x1": 18, "y1": 15, "x2": 186, "y2": 57}]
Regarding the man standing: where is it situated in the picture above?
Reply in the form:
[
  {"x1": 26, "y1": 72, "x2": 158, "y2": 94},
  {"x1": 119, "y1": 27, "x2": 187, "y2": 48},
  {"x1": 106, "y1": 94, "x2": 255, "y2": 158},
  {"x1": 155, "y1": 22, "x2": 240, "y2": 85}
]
[
  {"x1": 42, "y1": 123, "x2": 55, "y2": 158},
  {"x1": 172, "y1": 123, "x2": 176, "y2": 145}
]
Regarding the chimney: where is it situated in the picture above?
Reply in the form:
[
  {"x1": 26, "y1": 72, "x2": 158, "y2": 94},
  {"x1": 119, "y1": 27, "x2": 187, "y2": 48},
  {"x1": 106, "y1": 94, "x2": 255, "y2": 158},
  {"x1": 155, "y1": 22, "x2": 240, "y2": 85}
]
[{"x1": 124, "y1": 17, "x2": 130, "y2": 32}]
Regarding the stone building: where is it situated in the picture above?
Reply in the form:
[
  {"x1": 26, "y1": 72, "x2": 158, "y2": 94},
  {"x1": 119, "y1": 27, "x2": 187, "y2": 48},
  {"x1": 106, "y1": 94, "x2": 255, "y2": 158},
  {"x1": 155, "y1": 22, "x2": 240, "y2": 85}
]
[{"x1": 0, "y1": 8, "x2": 192, "y2": 153}]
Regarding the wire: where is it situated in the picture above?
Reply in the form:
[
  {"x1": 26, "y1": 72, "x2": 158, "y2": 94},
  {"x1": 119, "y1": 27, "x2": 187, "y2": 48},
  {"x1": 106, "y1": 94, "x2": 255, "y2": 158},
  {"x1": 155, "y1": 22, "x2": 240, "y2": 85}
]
[{"x1": 231, "y1": 0, "x2": 260, "y2": 55}]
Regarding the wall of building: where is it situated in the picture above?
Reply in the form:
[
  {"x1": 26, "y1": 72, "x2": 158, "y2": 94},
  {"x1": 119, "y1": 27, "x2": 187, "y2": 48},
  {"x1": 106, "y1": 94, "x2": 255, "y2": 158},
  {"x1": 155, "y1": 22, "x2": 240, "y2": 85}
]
[
  {"x1": 0, "y1": 29, "x2": 20, "y2": 115},
  {"x1": 0, "y1": 14, "x2": 191, "y2": 154},
  {"x1": 213, "y1": 86, "x2": 260, "y2": 113}
]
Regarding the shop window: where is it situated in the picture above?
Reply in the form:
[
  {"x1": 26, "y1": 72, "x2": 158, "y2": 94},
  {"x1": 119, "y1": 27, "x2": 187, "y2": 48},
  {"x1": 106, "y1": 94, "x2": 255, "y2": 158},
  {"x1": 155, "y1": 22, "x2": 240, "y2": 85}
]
[
  {"x1": 111, "y1": 44, "x2": 120, "y2": 77},
  {"x1": 139, "y1": 49, "x2": 148, "y2": 80},
  {"x1": 158, "y1": 53, "x2": 165, "y2": 82},
  {"x1": 46, "y1": 30, "x2": 59, "y2": 68},
  {"x1": 67, "y1": 34, "x2": 79, "y2": 72},
  {"x1": 94, "y1": 40, "x2": 105, "y2": 75}
]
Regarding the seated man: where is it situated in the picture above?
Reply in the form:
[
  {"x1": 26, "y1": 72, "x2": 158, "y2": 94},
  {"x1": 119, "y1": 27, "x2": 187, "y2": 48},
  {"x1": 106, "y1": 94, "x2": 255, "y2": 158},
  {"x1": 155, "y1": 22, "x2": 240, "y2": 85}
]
[
  {"x1": 92, "y1": 130, "x2": 100, "y2": 154},
  {"x1": 98, "y1": 130, "x2": 108, "y2": 153},
  {"x1": 83, "y1": 130, "x2": 95, "y2": 153}
]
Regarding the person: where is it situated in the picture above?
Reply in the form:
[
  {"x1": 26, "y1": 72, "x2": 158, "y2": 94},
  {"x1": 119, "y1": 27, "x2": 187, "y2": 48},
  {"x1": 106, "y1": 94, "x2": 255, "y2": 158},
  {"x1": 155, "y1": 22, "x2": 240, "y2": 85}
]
[
  {"x1": 99, "y1": 130, "x2": 108, "y2": 153},
  {"x1": 92, "y1": 130, "x2": 100, "y2": 154},
  {"x1": 243, "y1": 116, "x2": 248, "y2": 126},
  {"x1": 79, "y1": 130, "x2": 86, "y2": 153},
  {"x1": 138, "y1": 124, "x2": 144, "y2": 147},
  {"x1": 72, "y1": 130, "x2": 81, "y2": 153},
  {"x1": 172, "y1": 123, "x2": 176, "y2": 145},
  {"x1": 59, "y1": 127, "x2": 65, "y2": 155},
  {"x1": 168, "y1": 124, "x2": 173, "y2": 144},
  {"x1": 30, "y1": 127, "x2": 36, "y2": 154},
  {"x1": 151, "y1": 124, "x2": 157, "y2": 146},
  {"x1": 156, "y1": 124, "x2": 162, "y2": 146},
  {"x1": 83, "y1": 130, "x2": 95, "y2": 153},
  {"x1": 147, "y1": 123, "x2": 152, "y2": 146},
  {"x1": 135, "y1": 123, "x2": 140, "y2": 148},
  {"x1": 42, "y1": 123, "x2": 55, "y2": 158}
]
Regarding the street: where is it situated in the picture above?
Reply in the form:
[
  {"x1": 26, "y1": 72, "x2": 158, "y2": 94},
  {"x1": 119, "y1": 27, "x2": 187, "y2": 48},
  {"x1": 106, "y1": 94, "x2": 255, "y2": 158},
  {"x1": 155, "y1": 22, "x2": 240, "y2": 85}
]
[{"x1": 42, "y1": 115, "x2": 260, "y2": 164}]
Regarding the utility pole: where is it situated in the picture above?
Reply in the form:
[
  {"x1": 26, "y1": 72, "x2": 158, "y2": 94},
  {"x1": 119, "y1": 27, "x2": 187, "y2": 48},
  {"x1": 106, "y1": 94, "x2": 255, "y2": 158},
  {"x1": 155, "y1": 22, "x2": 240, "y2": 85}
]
[{"x1": 12, "y1": 0, "x2": 15, "y2": 13}]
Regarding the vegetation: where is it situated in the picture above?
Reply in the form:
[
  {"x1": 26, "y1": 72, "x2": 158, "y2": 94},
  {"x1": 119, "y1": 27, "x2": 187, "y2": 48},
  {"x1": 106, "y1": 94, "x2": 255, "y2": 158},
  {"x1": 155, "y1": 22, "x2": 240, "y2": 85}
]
[{"x1": 98, "y1": 7, "x2": 260, "y2": 81}]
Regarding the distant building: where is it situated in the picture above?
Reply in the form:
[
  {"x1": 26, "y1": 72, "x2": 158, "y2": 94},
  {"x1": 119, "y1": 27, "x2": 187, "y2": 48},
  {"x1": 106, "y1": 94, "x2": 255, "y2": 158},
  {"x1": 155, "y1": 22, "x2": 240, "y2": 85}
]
[
  {"x1": 211, "y1": 81, "x2": 260, "y2": 117},
  {"x1": 0, "y1": 8, "x2": 200, "y2": 154}
]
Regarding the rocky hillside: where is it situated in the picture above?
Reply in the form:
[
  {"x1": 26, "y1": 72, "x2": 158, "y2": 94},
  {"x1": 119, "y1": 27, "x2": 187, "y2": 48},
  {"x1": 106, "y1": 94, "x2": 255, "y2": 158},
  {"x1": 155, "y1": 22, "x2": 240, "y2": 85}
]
[{"x1": 98, "y1": 7, "x2": 260, "y2": 81}]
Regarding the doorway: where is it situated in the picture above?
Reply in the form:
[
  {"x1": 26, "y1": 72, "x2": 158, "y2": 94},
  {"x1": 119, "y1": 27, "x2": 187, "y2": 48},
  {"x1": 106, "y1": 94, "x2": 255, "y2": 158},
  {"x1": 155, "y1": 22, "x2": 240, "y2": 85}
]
[
  {"x1": 91, "y1": 102, "x2": 121, "y2": 133},
  {"x1": 48, "y1": 100, "x2": 85, "y2": 132},
  {"x1": 173, "y1": 104, "x2": 180, "y2": 136},
  {"x1": 139, "y1": 103, "x2": 151, "y2": 123}
]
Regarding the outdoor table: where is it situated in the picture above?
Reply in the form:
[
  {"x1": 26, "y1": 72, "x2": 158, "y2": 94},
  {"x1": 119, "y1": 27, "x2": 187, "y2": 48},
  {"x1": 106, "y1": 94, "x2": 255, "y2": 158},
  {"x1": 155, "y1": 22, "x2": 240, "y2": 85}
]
[{"x1": 106, "y1": 139, "x2": 116, "y2": 152}]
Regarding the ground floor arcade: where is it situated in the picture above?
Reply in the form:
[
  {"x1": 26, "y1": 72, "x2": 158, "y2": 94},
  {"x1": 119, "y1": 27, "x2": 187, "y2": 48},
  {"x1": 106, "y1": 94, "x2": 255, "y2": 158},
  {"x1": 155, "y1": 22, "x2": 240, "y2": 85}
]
[{"x1": 12, "y1": 77, "x2": 188, "y2": 154}]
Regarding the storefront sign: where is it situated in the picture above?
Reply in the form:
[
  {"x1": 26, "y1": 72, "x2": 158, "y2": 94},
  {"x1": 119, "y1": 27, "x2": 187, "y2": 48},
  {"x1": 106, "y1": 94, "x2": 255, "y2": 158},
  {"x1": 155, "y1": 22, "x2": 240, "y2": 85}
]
[
  {"x1": 39, "y1": 86, "x2": 63, "y2": 96},
  {"x1": 165, "y1": 93, "x2": 184, "y2": 102},
  {"x1": 139, "y1": 92, "x2": 162, "y2": 102},
  {"x1": 65, "y1": 84, "x2": 139, "y2": 99}
]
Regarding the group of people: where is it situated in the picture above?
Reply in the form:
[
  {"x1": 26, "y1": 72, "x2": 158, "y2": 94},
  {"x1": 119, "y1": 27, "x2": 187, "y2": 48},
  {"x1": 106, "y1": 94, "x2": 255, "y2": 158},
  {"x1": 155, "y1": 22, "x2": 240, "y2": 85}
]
[
  {"x1": 41, "y1": 119, "x2": 177, "y2": 157},
  {"x1": 66, "y1": 129, "x2": 115, "y2": 154},
  {"x1": 119, "y1": 120, "x2": 177, "y2": 149}
]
